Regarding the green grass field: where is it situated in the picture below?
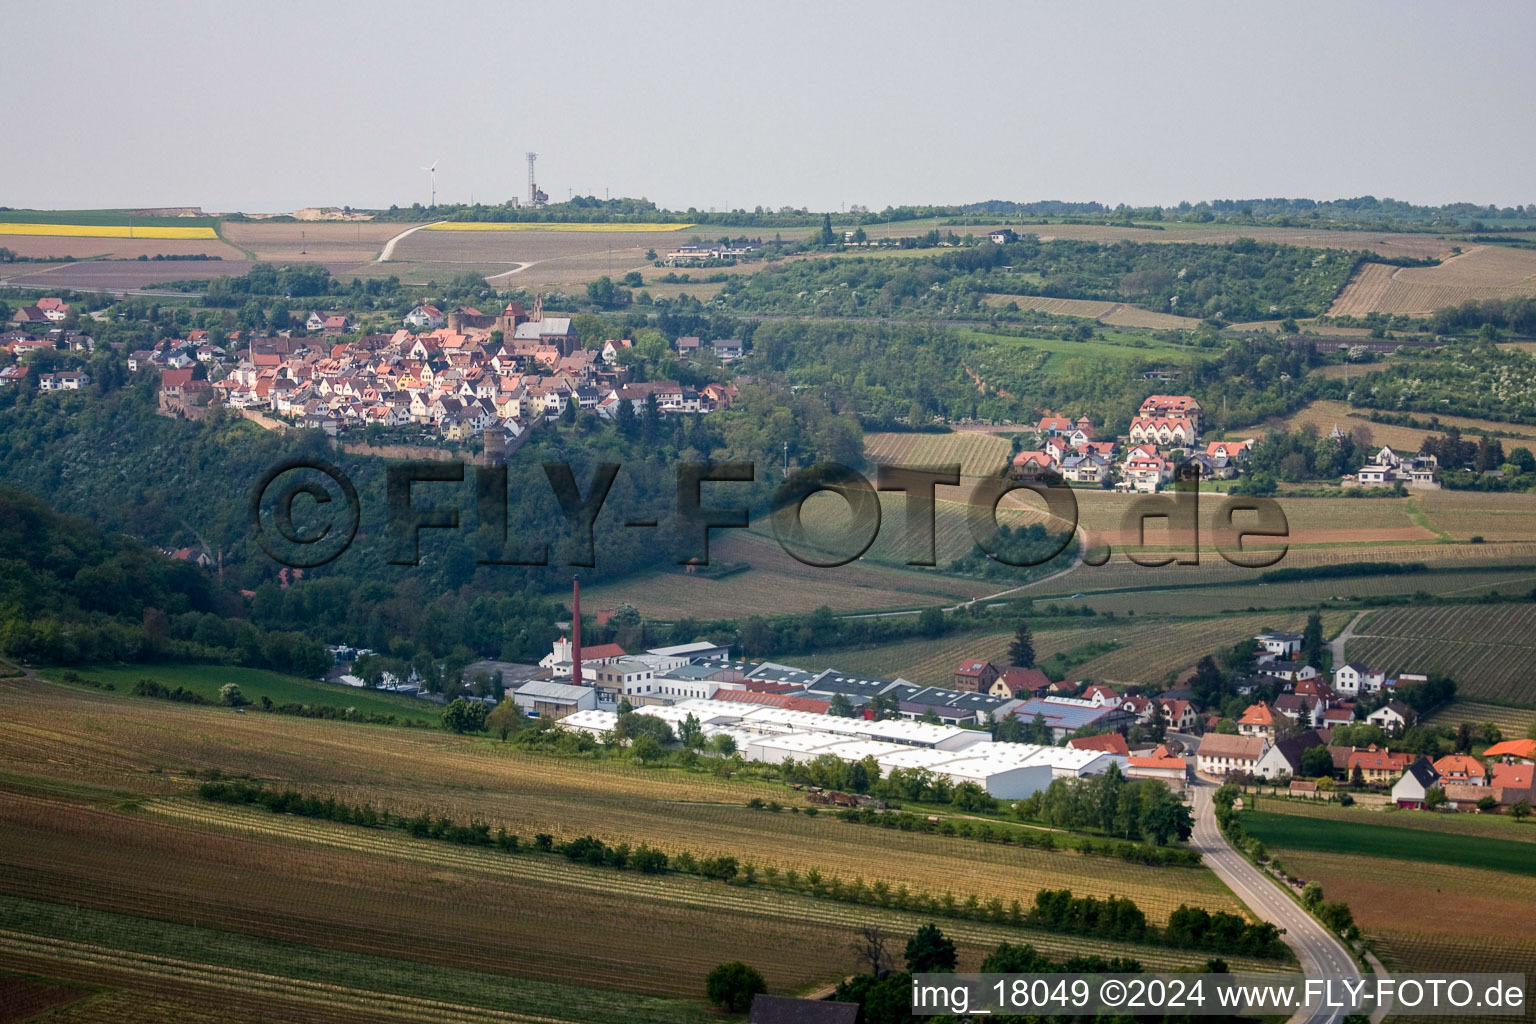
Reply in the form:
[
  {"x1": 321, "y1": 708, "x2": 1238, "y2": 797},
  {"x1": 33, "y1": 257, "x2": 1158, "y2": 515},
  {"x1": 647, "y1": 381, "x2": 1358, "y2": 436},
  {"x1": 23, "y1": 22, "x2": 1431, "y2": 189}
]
[
  {"x1": 57, "y1": 664, "x2": 440, "y2": 725},
  {"x1": 0, "y1": 209, "x2": 220, "y2": 228},
  {"x1": 959, "y1": 327, "x2": 1198, "y2": 375},
  {"x1": 1242, "y1": 810, "x2": 1536, "y2": 877}
]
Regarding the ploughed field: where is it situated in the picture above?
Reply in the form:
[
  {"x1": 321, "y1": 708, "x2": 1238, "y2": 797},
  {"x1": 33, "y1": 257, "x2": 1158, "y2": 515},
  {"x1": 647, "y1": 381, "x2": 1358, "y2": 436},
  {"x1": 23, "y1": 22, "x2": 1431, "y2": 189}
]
[
  {"x1": 1238, "y1": 798, "x2": 1536, "y2": 1023},
  {"x1": 0, "y1": 672, "x2": 1273, "y2": 1022}
]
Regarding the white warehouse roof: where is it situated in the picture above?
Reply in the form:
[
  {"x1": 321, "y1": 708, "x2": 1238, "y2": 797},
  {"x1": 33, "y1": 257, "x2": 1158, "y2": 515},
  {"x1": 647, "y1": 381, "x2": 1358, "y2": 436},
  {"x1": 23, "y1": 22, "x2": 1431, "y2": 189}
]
[{"x1": 558, "y1": 709, "x2": 617, "y2": 734}]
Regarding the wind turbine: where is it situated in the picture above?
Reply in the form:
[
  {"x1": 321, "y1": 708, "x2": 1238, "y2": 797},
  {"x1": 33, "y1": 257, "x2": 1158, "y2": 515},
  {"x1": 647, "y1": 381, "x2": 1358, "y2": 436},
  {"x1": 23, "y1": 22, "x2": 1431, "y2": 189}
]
[{"x1": 422, "y1": 160, "x2": 439, "y2": 207}]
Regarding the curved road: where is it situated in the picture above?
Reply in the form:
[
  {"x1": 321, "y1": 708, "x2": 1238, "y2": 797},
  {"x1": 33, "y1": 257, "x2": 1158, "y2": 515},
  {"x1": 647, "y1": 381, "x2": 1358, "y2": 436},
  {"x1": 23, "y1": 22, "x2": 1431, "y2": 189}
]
[{"x1": 1189, "y1": 779, "x2": 1386, "y2": 1024}]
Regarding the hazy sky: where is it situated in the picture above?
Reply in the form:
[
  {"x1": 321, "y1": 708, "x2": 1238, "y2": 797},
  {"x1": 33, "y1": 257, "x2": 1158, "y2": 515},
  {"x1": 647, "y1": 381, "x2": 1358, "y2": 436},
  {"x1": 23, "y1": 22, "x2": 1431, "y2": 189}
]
[{"x1": 3, "y1": 1, "x2": 1533, "y2": 214}]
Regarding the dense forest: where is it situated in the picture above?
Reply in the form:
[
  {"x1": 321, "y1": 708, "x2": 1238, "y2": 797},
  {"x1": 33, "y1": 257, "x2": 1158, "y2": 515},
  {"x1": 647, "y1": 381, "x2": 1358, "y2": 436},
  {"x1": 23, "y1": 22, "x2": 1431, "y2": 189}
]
[
  {"x1": 0, "y1": 486, "x2": 333, "y2": 670},
  {"x1": 717, "y1": 237, "x2": 1362, "y2": 322},
  {"x1": 1343, "y1": 340, "x2": 1536, "y2": 424},
  {"x1": 751, "y1": 319, "x2": 1321, "y2": 433},
  {"x1": 0, "y1": 363, "x2": 877, "y2": 662}
]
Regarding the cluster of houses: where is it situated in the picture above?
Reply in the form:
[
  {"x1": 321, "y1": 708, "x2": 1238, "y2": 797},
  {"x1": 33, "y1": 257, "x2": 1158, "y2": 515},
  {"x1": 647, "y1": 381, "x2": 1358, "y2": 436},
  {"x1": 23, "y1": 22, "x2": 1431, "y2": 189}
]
[
  {"x1": 1012, "y1": 396, "x2": 1254, "y2": 492},
  {"x1": 1349, "y1": 443, "x2": 1441, "y2": 489},
  {"x1": 0, "y1": 323, "x2": 96, "y2": 390},
  {"x1": 8, "y1": 296, "x2": 71, "y2": 325},
  {"x1": 661, "y1": 241, "x2": 758, "y2": 266},
  {"x1": 1185, "y1": 629, "x2": 1535, "y2": 813},
  {"x1": 152, "y1": 300, "x2": 738, "y2": 439}
]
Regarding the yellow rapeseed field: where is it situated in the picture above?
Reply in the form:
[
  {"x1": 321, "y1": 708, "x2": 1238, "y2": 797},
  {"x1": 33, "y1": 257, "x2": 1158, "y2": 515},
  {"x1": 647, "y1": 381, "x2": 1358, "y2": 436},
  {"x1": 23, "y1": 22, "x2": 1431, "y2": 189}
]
[
  {"x1": 0, "y1": 222, "x2": 218, "y2": 239},
  {"x1": 424, "y1": 221, "x2": 694, "y2": 232}
]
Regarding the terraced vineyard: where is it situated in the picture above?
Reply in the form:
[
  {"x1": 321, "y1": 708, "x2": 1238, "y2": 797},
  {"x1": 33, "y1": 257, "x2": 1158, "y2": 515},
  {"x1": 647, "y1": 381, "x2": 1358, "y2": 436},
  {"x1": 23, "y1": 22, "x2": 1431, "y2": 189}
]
[
  {"x1": 864, "y1": 431, "x2": 1015, "y2": 478},
  {"x1": 1063, "y1": 566, "x2": 1536, "y2": 617},
  {"x1": 1027, "y1": 540, "x2": 1536, "y2": 599},
  {"x1": 1425, "y1": 700, "x2": 1536, "y2": 740},
  {"x1": 1346, "y1": 604, "x2": 1536, "y2": 705},
  {"x1": 801, "y1": 610, "x2": 1348, "y2": 687}
]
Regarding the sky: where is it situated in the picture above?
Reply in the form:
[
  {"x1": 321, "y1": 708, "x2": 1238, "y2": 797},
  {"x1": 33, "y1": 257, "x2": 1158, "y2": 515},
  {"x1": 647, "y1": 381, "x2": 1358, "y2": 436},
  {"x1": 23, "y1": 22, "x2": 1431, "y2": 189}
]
[{"x1": 3, "y1": 1, "x2": 1534, "y2": 214}]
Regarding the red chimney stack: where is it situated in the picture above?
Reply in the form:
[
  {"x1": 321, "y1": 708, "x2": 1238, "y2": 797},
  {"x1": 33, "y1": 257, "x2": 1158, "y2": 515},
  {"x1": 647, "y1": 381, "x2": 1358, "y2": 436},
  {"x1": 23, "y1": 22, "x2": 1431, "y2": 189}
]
[{"x1": 570, "y1": 576, "x2": 582, "y2": 687}]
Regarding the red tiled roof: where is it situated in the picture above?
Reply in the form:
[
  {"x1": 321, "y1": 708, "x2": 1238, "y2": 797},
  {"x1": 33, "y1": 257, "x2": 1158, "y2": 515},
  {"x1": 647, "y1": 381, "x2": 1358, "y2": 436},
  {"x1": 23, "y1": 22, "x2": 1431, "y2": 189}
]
[
  {"x1": 1129, "y1": 744, "x2": 1186, "y2": 770},
  {"x1": 1492, "y1": 763, "x2": 1533, "y2": 789},
  {"x1": 711, "y1": 689, "x2": 831, "y2": 714},
  {"x1": 1069, "y1": 733, "x2": 1130, "y2": 756},
  {"x1": 1484, "y1": 739, "x2": 1536, "y2": 761}
]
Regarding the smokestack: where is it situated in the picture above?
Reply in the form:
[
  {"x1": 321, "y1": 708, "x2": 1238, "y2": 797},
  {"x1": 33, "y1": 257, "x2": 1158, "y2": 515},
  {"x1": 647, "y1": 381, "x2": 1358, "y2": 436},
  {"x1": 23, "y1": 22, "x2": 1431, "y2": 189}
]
[{"x1": 571, "y1": 576, "x2": 582, "y2": 687}]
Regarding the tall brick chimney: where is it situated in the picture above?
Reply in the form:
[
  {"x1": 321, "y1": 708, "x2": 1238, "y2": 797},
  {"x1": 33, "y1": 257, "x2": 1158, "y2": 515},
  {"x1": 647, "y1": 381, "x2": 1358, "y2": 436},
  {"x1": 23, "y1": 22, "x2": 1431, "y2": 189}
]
[{"x1": 570, "y1": 576, "x2": 582, "y2": 687}]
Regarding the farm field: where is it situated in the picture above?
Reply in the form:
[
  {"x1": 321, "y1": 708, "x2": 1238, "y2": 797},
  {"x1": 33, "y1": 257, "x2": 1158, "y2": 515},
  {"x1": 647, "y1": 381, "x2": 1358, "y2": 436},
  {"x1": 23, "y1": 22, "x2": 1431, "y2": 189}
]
[
  {"x1": 980, "y1": 294, "x2": 1203, "y2": 331},
  {"x1": 740, "y1": 486, "x2": 1076, "y2": 577},
  {"x1": 985, "y1": 223, "x2": 1458, "y2": 259},
  {"x1": 1244, "y1": 794, "x2": 1536, "y2": 844},
  {"x1": 1345, "y1": 604, "x2": 1536, "y2": 705},
  {"x1": 799, "y1": 610, "x2": 1350, "y2": 687},
  {"x1": 1328, "y1": 245, "x2": 1536, "y2": 316},
  {"x1": 1241, "y1": 811, "x2": 1536, "y2": 877},
  {"x1": 0, "y1": 235, "x2": 248, "y2": 262},
  {"x1": 0, "y1": 209, "x2": 245, "y2": 264},
  {"x1": 0, "y1": 673, "x2": 1280, "y2": 1020},
  {"x1": 1239, "y1": 800, "x2": 1536, "y2": 1013},
  {"x1": 220, "y1": 220, "x2": 416, "y2": 263},
  {"x1": 1416, "y1": 488, "x2": 1536, "y2": 542},
  {"x1": 996, "y1": 485, "x2": 1440, "y2": 551},
  {"x1": 64, "y1": 663, "x2": 441, "y2": 725},
  {"x1": 0, "y1": 674, "x2": 1249, "y2": 929},
  {"x1": 1425, "y1": 699, "x2": 1536, "y2": 741},
  {"x1": 792, "y1": 621, "x2": 1159, "y2": 685},
  {"x1": 1266, "y1": 398, "x2": 1536, "y2": 453},
  {"x1": 0, "y1": 222, "x2": 217, "y2": 240},
  {"x1": 0, "y1": 258, "x2": 258, "y2": 290},
  {"x1": 1026, "y1": 539, "x2": 1536, "y2": 598},
  {"x1": 864, "y1": 430, "x2": 1015, "y2": 478},
  {"x1": 423, "y1": 222, "x2": 695, "y2": 232},
  {"x1": 579, "y1": 528, "x2": 997, "y2": 620},
  {"x1": 382, "y1": 225, "x2": 724, "y2": 291},
  {"x1": 1056, "y1": 565, "x2": 1536, "y2": 617}
]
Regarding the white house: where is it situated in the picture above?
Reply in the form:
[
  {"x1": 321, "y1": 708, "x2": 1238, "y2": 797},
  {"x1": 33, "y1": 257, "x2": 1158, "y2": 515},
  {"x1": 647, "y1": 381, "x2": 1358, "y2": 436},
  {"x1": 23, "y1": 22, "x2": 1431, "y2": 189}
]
[
  {"x1": 1367, "y1": 700, "x2": 1416, "y2": 733},
  {"x1": 1333, "y1": 663, "x2": 1386, "y2": 696},
  {"x1": 1392, "y1": 758, "x2": 1440, "y2": 809},
  {"x1": 404, "y1": 304, "x2": 445, "y2": 329},
  {"x1": 1256, "y1": 630, "x2": 1304, "y2": 658}
]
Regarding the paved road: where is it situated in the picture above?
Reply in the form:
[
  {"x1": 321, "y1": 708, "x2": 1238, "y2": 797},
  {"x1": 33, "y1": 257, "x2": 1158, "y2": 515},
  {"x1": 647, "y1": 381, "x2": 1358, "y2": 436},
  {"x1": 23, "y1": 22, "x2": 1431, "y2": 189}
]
[
  {"x1": 1329, "y1": 609, "x2": 1374, "y2": 667},
  {"x1": 1188, "y1": 779, "x2": 1386, "y2": 1024},
  {"x1": 377, "y1": 220, "x2": 443, "y2": 262}
]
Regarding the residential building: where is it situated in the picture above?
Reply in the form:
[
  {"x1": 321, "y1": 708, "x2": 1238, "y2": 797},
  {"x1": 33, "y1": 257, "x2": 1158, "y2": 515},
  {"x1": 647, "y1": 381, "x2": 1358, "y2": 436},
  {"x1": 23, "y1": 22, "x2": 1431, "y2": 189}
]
[
  {"x1": 990, "y1": 665, "x2": 1051, "y2": 698},
  {"x1": 1432, "y1": 754, "x2": 1487, "y2": 786},
  {"x1": 1196, "y1": 734, "x2": 1268, "y2": 778},
  {"x1": 1392, "y1": 757, "x2": 1441, "y2": 809},
  {"x1": 1126, "y1": 745, "x2": 1188, "y2": 790},
  {"x1": 1333, "y1": 662, "x2": 1387, "y2": 696},
  {"x1": 1254, "y1": 730, "x2": 1328, "y2": 779},
  {"x1": 1237, "y1": 701, "x2": 1278, "y2": 741},
  {"x1": 1347, "y1": 745, "x2": 1413, "y2": 785},
  {"x1": 1366, "y1": 700, "x2": 1416, "y2": 733},
  {"x1": 954, "y1": 660, "x2": 1000, "y2": 693}
]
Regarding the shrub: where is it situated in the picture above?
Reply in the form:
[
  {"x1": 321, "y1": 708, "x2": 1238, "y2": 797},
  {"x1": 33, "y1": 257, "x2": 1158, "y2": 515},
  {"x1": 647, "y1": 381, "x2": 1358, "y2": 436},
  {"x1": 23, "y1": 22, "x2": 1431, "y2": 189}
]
[{"x1": 705, "y1": 962, "x2": 766, "y2": 1013}]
